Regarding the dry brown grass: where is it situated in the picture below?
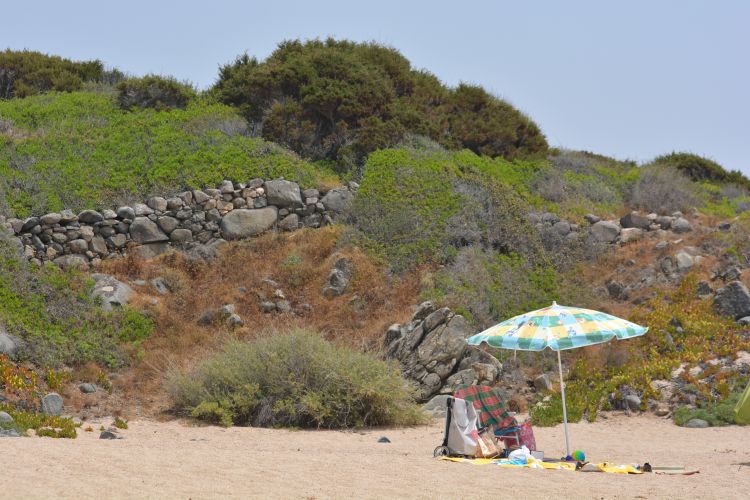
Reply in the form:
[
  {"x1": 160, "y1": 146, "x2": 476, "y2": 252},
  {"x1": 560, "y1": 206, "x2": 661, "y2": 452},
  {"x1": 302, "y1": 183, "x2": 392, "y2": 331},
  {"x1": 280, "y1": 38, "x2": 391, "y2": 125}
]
[{"x1": 98, "y1": 226, "x2": 420, "y2": 417}]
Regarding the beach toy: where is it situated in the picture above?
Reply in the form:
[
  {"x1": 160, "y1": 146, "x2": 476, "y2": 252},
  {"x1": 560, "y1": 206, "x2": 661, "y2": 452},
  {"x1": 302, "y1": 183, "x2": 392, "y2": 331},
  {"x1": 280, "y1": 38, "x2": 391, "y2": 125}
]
[{"x1": 572, "y1": 450, "x2": 586, "y2": 461}]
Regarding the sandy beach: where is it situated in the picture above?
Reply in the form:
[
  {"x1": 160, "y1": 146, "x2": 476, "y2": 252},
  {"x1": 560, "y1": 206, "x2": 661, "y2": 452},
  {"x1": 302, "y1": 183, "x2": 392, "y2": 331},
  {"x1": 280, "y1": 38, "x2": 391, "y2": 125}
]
[{"x1": 3, "y1": 414, "x2": 748, "y2": 499}]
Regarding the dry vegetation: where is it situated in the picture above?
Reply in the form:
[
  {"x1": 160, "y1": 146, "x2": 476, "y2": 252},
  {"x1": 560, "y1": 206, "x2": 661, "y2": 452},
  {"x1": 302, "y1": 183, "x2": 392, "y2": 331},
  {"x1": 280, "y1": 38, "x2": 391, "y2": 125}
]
[{"x1": 96, "y1": 226, "x2": 421, "y2": 417}]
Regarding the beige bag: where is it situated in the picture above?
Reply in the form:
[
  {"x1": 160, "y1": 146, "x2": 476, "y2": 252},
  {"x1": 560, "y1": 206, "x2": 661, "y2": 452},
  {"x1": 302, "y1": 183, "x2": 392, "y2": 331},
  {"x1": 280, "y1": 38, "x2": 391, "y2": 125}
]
[{"x1": 475, "y1": 427, "x2": 501, "y2": 458}]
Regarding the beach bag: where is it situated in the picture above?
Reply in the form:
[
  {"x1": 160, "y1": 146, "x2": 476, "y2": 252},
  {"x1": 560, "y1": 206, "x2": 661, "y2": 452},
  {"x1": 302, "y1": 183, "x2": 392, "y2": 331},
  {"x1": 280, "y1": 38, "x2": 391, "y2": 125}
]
[
  {"x1": 474, "y1": 427, "x2": 501, "y2": 458},
  {"x1": 517, "y1": 422, "x2": 536, "y2": 451},
  {"x1": 501, "y1": 421, "x2": 537, "y2": 451}
]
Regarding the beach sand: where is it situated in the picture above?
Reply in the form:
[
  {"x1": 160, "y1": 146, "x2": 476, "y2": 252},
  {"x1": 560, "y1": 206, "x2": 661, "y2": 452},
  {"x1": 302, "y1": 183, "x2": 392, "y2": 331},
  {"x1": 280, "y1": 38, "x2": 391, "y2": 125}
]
[{"x1": 3, "y1": 414, "x2": 748, "y2": 499}]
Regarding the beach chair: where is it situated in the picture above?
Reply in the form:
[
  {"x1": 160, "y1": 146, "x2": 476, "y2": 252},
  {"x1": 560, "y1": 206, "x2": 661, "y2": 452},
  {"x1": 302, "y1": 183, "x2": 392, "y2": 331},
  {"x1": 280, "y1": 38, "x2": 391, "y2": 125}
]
[{"x1": 453, "y1": 384, "x2": 522, "y2": 448}]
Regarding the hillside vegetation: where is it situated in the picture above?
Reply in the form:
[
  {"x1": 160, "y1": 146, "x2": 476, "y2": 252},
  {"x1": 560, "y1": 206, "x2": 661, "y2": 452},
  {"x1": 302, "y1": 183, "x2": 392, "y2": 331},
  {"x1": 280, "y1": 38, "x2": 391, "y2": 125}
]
[
  {"x1": 0, "y1": 91, "x2": 335, "y2": 217},
  {"x1": 1, "y1": 43, "x2": 750, "y2": 432},
  {"x1": 213, "y1": 38, "x2": 547, "y2": 170}
]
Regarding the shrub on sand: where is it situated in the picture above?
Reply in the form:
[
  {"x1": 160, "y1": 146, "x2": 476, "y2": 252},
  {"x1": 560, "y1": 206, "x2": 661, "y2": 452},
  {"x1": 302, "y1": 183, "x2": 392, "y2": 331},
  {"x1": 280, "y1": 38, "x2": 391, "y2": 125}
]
[{"x1": 167, "y1": 329, "x2": 425, "y2": 428}]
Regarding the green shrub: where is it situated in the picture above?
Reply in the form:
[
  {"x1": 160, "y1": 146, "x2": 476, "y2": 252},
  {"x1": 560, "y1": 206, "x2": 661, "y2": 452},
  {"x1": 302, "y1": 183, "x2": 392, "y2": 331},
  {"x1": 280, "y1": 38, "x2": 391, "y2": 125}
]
[
  {"x1": 167, "y1": 329, "x2": 425, "y2": 429},
  {"x1": 0, "y1": 403, "x2": 79, "y2": 438},
  {"x1": 213, "y1": 38, "x2": 546, "y2": 169},
  {"x1": 117, "y1": 75, "x2": 195, "y2": 111},
  {"x1": 652, "y1": 152, "x2": 750, "y2": 189},
  {"x1": 0, "y1": 234, "x2": 153, "y2": 367},
  {"x1": 673, "y1": 390, "x2": 744, "y2": 427},
  {"x1": 0, "y1": 92, "x2": 336, "y2": 217},
  {"x1": 446, "y1": 84, "x2": 546, "y2": 160},
  {"x1": 0, "y1": 49, "x2": 106, "y2": 99}
]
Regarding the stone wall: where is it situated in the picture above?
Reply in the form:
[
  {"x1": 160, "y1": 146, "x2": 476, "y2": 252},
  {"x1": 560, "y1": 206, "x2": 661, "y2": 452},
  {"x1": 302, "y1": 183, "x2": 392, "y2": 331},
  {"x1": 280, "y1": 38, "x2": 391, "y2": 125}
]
[{"x1": 1, "y1": 179, "x2": 356, "y2": 268}]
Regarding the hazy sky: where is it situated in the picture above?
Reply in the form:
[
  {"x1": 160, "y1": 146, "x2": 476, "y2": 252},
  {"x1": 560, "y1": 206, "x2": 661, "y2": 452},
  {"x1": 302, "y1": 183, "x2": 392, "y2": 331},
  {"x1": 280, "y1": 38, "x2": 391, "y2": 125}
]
[{"x1": 3, "y1": 1, "x2": 748, "y2": 173}]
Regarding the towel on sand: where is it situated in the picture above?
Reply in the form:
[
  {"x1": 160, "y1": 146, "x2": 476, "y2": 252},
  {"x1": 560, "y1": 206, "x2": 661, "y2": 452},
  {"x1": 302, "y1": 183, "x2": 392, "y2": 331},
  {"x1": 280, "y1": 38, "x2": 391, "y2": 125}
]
[{"x1": 440, "y1": 456, "x2": 643, "y2": 474}]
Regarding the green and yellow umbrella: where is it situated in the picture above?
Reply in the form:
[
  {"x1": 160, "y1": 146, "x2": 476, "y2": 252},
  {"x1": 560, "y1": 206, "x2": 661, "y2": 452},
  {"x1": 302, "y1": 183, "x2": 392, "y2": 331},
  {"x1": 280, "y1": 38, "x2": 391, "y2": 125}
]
[{"x1": 467, "y1": 301, "x2": 648, "y2": 457}]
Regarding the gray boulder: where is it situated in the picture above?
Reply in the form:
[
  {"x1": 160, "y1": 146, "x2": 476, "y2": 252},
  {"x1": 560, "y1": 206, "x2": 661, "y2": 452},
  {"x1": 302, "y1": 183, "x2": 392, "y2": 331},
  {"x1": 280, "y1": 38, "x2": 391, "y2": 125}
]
[
  {"x1": 584, "y1": 214, "x2": 601, "y2": 224},
  {"x1": 672, "y1": 217, "x2": 693, "y2": 234},
  {"x1": 132, "y1": 242, "x2": 170, "y2": 260},
  {"x1": 278, "y1": 214, "x2": 299, "y2": 231},
  {"x1": 321, "y1": 187, "x2": 354, "y2": 214},
  {"x1": 553, "y1": 221, "x2": 571, "y2": 236},
  {"x1": 129, "y1": 217, "x2": 169, "y2": 244},
  {"x1": 157, "y1": 216, "x2": 180, "y2": 234},
  {"x1": 264, "y1": 180, "x2": 303, "y2": 208},
  {"x1": 534, "y1": 374, "x2": 553, "y2": 392},
  {"x1": 423, "y1": 395, "x2": 451, "y2": 418},
  {"x1": 619, "y1": 227, "x2": 643, "y2": 244},
  {"x1": 0, "y1": 331, "x2": 22, "y2": 358},
  {"x1": 654, "y1": 216, "x2": 673, "y2": 230},
  {"x1": 0, "y1": 411, "x2": 13, "y2": 424},
  {"x1": 53, "y1": 254, "x2": 89, "y2": 270},
  {"x1": 684, "y1": 418, "x2": 709, "y2": 428},
  {"x1": 150, "y1": 277, "x2": 170, "y2": 295},
  {"x1": 714, "y1": 281, "x2": 750, "y2": 320},
  {"x1": 590, "y1": 221, "x2": 620, "y2": 243},
  {"x1": 116, "y1": 206, "x2": 135, "y2": 220},
  {"x1": 78, "y1": 210, "x2": 103, "y2": 224},
  {"x1": 675, "y1": 251, "x2": 694, "y2": 272},
  {"x1": 620, "y1": 212, "x2": 650, "y2": 230},
  {"x1": 40, "y1": 213, "x2": 62, "y2": 225},
  {"x1": 323, "y1": 257, "x2": 353, "y2": 298},
  {"x1": 79, "y1": 383, "x2": 97, "y2": 394},
  {"x1": 41, "y1": 393, "x2": 64, "y2": 416},
  {"x1": 90, "y1": 274, "x2": 134, "y2": 311},
  {"x1": 220, "y1": 207, "x2": 278, "y2": 240},
  {"x1": 624, "y1": 394, "x2": 641, "y2": 411},
  {"x1": 169, "y1": 228, "x2": 192, "y2": 243}
]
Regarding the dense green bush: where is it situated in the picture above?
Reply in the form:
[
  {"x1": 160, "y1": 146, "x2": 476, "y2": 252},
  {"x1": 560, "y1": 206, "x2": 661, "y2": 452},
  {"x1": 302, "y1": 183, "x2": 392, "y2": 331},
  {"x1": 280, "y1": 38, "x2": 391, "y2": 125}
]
[
  {"x1": 0, "y1": 92, "x2": 336, "y2": 217},
  {"x1": 213, "y1": 38, "x2": 547, "y2": 169},
  {"x1": 117, "y1": 75, "x2": 195, "y2": 111},
  {"x1": 0, "y1": 49, "x2": 107, "y2": 99},
  {"x1": 0, "y1": 234, "x2": 153, "y2": 367},
  {"x1": 167, "y1": 329, "x2": 425, "y2": 428},
  {"x1": 653, "y1": 152, "x2": 750, "y2": 188},
  {"x1": 349, "y1": 148, "x2": 548, "y2": 272}
]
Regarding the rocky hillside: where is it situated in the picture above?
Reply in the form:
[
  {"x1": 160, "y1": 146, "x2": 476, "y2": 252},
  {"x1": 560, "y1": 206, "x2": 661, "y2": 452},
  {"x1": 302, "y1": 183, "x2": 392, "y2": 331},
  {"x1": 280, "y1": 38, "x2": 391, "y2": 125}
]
[{"x1": 1, "y1": 43, "x2": 750, "y2": 436}]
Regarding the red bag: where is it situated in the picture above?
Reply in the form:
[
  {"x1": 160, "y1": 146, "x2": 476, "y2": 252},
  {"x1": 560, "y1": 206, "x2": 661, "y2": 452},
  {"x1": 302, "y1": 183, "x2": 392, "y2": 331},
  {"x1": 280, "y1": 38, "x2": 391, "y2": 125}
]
[{"x1": 501, "y1": 421, "x2": 536, "y2": 451}]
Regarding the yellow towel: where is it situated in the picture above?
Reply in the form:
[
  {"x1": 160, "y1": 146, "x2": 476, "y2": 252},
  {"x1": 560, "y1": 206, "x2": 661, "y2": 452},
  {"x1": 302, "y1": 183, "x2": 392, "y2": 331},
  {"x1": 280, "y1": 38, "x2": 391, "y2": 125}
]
[{"x1": 439, "y1": 456, "x2": 642, "y2": 474}]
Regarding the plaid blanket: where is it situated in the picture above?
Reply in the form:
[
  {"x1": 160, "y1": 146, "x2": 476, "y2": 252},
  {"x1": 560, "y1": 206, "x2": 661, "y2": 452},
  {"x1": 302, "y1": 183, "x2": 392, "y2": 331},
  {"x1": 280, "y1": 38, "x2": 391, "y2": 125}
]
[{"x1": 454, "y1": 384, "x2": 517, "y2": 431}]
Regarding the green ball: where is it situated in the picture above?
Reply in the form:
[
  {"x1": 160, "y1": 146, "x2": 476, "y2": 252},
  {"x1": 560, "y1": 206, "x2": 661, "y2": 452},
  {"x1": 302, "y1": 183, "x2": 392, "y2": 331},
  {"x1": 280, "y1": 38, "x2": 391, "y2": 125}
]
[{"x1": 572, "y1": 450, "x2": 586, "y2": 461}]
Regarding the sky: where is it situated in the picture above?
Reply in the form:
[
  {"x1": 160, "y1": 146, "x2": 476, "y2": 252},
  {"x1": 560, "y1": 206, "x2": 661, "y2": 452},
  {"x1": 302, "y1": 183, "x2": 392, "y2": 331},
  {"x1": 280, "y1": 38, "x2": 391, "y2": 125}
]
[{"x1": 2, "y1": 0, "x2": 748, "y2": 173}]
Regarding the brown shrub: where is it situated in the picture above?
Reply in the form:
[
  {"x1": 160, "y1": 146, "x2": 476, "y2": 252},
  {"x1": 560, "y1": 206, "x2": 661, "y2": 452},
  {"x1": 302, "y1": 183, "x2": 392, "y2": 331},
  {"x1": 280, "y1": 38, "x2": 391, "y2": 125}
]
[{"x1": 100, "y1": 227, "x2": 420, "y2": 416}]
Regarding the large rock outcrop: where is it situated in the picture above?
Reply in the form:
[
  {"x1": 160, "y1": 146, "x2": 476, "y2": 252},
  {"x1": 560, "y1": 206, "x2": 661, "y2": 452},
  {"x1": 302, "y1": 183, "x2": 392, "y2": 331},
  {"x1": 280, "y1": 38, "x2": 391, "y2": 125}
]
[{"x1": 384, "y1": 302, "x2": 502, "y2": 402}]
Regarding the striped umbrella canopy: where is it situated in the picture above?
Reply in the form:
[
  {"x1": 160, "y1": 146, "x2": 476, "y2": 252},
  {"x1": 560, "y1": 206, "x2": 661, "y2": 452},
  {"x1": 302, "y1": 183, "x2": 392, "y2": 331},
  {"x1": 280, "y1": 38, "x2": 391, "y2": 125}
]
[
  {"x1": 467, "y1": 301, "x2": 647, "y2": 458},
  {"x1": 467, "y1": 301, "x2": 647, "y2": 352}
]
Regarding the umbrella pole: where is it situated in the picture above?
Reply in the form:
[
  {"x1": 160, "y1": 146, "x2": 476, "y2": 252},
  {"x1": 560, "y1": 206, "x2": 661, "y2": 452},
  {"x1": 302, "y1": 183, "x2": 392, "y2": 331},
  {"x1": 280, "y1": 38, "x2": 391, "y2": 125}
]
[{"x1": 557, "y1": 349, "x2": 571, "y2": 458}]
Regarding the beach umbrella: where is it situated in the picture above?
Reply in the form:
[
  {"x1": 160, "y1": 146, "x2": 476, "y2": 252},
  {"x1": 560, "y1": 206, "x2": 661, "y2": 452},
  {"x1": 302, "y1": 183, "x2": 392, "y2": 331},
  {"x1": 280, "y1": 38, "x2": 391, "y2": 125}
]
[{"x1": 467, "y1": 301, "x2": 647, "y2": 457}]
